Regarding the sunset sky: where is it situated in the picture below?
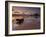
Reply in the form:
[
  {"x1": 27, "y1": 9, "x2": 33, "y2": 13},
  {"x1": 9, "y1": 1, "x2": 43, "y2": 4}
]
[{"x1": 12, "y1": 6, "x2": 40, "y2": 15}]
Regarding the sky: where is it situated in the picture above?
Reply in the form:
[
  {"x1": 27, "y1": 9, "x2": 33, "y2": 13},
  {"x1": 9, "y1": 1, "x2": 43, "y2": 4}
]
[{"x1": 12, "y1": 6, "x2": 40, "y2": 15}]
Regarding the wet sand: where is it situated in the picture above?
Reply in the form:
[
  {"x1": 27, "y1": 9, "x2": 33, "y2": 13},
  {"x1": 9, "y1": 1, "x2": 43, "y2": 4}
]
[{"x1": 12, "y1": 16, "x2": 40, "y2": 30}]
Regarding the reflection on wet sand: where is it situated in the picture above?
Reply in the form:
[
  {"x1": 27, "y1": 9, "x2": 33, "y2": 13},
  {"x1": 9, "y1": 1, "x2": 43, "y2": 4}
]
[{"x1": 12, "y1": 16, "x2": 40, "y2": 30}]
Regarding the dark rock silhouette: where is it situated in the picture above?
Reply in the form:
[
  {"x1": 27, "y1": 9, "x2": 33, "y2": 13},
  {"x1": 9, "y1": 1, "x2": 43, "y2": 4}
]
[{"x1": 16, "y1": 19, "x2": 24, "y2": 25}]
